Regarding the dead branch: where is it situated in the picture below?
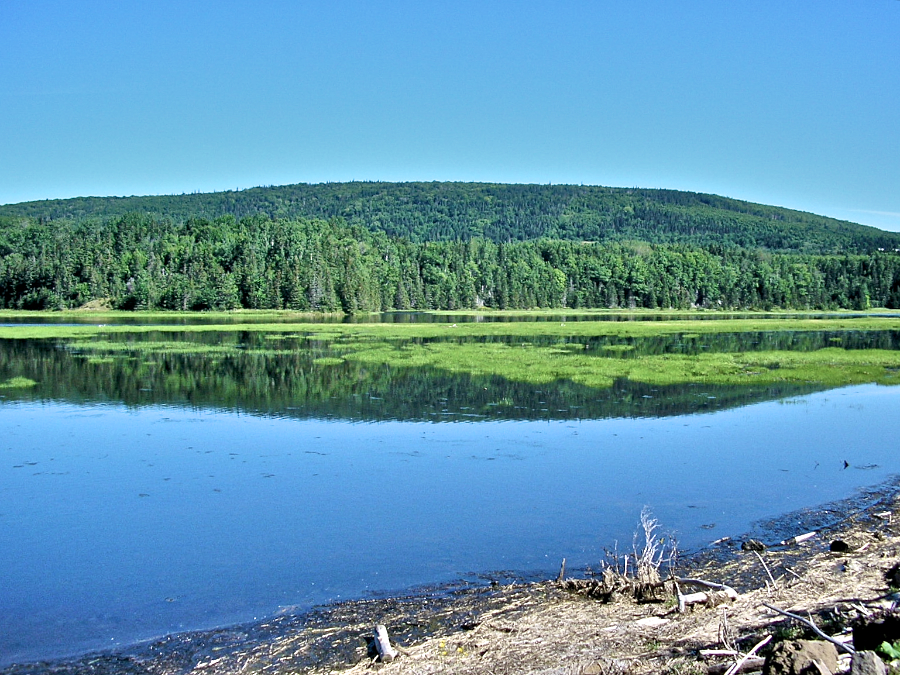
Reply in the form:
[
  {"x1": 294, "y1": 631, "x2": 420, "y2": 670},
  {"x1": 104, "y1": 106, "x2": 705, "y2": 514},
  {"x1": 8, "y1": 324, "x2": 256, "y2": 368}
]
[
  {"x1": 753, "y1": 551, "x2": 779, "y2": 591},
  {"x1": 761, "y1": 602, "x2": 854, "y2": 654}
]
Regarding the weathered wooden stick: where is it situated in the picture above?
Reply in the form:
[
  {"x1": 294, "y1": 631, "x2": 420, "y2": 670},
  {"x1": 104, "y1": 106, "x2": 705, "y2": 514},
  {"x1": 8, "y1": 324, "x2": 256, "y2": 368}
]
[
  {"x1": 779, "y1": 531, "x2": 817, "y2": 546},
  {"x1": 761, "y1": 602, "x2": 854, "y2": 654},
  {"x1": 374, "y1": 624, "x2": 399, "y2": 662},
  {"x1": 753, "y1": 551, "x2": 778, "y2": 591},
  {"x1": 724, "y1": 635, "x2": 771, "y2": 675}
]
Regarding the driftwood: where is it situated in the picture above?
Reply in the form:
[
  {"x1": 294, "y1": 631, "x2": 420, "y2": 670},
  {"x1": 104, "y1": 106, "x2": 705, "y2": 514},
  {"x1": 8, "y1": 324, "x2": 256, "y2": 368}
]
[
  {"x1": 675, "y1": 578, "x2": 739, "y2": 613},
  {"x1": 373, "y1": 624, "x2": 399, "y2": 662},
  {"x1": 723, "y1": 635, "x2": 771, "y2": 675},
  {"x1": 779, "y1": 531, "x2": 818, "y2": 546},
  {"x1": 761, "y1": 602, "x2": 855, "y2": 654},
  {"x1": 753, "y1": 550, "x2": 779, "y2": 591}
]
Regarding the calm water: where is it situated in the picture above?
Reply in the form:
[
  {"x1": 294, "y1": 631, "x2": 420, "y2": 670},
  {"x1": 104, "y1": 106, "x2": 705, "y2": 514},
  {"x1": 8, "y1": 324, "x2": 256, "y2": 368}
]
[{"x1": 1, "y1": 328, "x2": 899, "y2": 665}]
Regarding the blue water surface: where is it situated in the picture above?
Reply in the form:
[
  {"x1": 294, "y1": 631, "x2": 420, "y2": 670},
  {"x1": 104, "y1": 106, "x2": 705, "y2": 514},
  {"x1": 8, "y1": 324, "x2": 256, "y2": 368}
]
[{"x1": 1, "y1": 384, "x2": 899, "y2": 665}]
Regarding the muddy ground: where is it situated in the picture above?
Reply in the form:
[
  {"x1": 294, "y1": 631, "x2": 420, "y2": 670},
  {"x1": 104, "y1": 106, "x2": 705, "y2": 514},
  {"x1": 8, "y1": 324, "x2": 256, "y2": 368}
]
[{"x1": 5, "y1": 480, "x2": 900, "y2": 675}]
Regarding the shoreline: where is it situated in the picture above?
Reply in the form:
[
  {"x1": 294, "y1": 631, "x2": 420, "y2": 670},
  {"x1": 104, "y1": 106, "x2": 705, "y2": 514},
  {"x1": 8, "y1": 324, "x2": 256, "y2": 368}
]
[{"x1": 4, "y1": 478, "x2": 898, "y2": 675}]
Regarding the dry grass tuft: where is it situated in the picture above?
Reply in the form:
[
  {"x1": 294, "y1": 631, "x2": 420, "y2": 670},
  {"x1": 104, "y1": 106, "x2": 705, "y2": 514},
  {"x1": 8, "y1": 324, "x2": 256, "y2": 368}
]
[{"x1": 561, "y1": 508, "x2": 677, "y2": 604}]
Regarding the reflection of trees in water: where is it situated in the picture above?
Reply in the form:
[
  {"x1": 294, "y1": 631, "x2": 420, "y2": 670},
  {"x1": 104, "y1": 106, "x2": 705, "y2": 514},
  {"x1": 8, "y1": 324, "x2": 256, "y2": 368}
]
[
  {"x1": 466, "y1": 329, "x2": 900, "y2": 356},
  {"x1": 0, "y1": 333, "x2": 849, "y2": 421}
]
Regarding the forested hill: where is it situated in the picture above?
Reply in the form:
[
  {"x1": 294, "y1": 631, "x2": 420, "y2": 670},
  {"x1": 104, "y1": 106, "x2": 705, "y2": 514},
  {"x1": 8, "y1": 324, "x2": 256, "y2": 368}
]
[{"x1": 2, "y1": 182, "x2": 897, "y2": 254}]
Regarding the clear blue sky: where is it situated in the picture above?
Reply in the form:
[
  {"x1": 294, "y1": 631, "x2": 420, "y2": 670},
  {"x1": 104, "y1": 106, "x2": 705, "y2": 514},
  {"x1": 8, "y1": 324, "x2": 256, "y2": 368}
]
[{"x1": 2, "y1": 1, "x2": 899, "y2": 230}]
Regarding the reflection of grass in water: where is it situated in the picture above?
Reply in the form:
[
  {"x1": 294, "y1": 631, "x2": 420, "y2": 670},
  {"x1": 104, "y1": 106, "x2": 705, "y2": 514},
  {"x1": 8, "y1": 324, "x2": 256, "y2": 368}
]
[
  {"x1": 341, "y1": 342, "x2": 900, "y2": 389},
  {"x1": 681, "y1": 333, "x2": 701, "y2": 339},
  {"x1": 10, "y1": 315, "x2": 900, "y2": 392},
  {"x1": 85, "y1": 356, "x2": 116, "y2": 364},
  {"x1": 313, "y1": 357, "x2": 345, "y2": 366},
  {"x1": 601, "y1": 344, "x2": 635, "y2": 353},
  {"x1": 0, "y1": 376, "x2": 38, "y2": 389},
  {"x1": 305, "y1": 333, "x2": 343, "y2": 342},
  {"x1": 66, "y1": 340, "x2": 295, "y2": 356}
]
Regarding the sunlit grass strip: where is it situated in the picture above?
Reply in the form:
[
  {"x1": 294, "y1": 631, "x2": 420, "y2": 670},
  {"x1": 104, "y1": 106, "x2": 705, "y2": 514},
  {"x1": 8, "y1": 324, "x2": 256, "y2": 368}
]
[
  {"x1": 339, "y1": 342, "x2": 900, "y2": 389},
  {"x1": 2, "y1": 316, "x2": 900, "y2": 341}
]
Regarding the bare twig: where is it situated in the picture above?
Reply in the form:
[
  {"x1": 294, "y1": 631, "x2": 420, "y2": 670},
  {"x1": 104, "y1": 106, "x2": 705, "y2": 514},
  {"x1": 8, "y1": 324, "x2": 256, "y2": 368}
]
[
  {"x1": 783, "y1": 566, "x2": 804, "y2": 581},
  {"x1": 761, "y1": 603, "x2": 854, "y2": 654},
  {"x1": 718, "y1": 608, "x2": 735, "y2": 652},
  {"x1": 753, "y1": 551, "x2": 779, "y2": 591}
]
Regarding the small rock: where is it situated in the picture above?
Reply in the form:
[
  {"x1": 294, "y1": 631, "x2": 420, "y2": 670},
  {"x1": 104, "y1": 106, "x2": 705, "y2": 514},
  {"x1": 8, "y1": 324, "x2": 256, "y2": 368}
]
[
  {"x1": 830, "y1": 540, "x2": 851, "y2": 553},
  {"x1": 634, "y1": 616, "x2": 670, "y2": 628},
  {"x1": 850, "y1": 651, "x2": 887, "y2": 675},
  {"x1": 763, "y1": 639, "x2": 838, "y2": 675},
  {"x1": 742, "y1": 539, "x2": 767, "y2": 551}
]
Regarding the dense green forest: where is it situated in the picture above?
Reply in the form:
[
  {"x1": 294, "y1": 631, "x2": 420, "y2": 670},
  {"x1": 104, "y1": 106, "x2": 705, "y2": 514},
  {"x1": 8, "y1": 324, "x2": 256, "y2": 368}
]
[
  {"x1": 3, "y1": 181, "x2": 899, "y2": 253},
  {"x1": 2, "y1": 211, "x2": 900, "y2": 312}
]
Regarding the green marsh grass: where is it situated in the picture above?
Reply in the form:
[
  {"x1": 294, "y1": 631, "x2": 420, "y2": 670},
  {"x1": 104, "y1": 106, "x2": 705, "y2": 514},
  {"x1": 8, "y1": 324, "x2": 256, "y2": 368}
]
[
  {"x1": 312, "y1": 357, "x2": 345, "y2": 366},
  {"x1": 339, "y1": 341, "x2": 900, "y2": 389},
  {"x1": 0, "y1": 376, "x2": 38, "y2": 389},
  {"x1": 4, "y1": 313, "x2": 900, "y2": 392}
]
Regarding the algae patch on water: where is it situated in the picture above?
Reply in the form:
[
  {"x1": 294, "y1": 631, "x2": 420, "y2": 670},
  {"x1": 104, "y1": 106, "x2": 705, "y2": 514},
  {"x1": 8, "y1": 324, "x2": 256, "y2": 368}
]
[
  {"x1": 340, "y1": 341, "x2": 900, "y2": 390},
  {"x1": 5, "y1": 314, "x2": 900, "y2": 394},
  {"x1": 0, "y1": 376, "x2": 38, "y2": 389},
  {"x1": 312, "y1": 357, "x2": 345, "y2": 366}
]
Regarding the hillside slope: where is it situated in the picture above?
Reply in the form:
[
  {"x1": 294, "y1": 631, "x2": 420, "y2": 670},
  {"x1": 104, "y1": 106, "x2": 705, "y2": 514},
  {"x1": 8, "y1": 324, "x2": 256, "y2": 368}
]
[{"x1": 2, "y1": 182, "x2": 897, "y2": 254}]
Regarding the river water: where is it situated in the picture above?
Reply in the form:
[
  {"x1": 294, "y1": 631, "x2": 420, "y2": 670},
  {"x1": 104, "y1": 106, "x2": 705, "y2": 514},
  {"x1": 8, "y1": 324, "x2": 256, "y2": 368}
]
[{"x1": 1, "y1": 324, "x2": 899, "y2": 666}]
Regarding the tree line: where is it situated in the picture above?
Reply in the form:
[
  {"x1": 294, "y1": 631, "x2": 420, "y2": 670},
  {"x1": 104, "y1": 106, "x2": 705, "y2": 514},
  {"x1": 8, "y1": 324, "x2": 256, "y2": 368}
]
[{"x1": 1, "y1": 214, "x2": 899, "y2": 312}]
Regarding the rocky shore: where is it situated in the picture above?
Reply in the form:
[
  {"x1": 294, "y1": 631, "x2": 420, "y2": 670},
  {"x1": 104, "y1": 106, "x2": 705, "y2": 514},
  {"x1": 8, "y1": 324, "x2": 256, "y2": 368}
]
[{"x1": 5, "y1": 481, "x2": 899, "y2": 675}]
